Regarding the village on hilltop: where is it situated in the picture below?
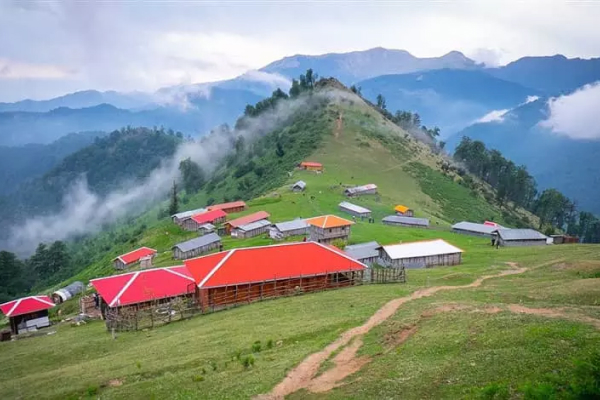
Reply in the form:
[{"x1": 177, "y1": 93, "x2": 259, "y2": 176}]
[{"x1": 0, "y1": 161, "x2": 575, "y2": 338}]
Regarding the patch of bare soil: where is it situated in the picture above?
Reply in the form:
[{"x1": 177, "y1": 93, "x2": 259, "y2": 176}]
[
  {"x1": 256, "y1": 264, "x2": 528, "y2": 399},
  {"x1": 507, "y1": 305, "x2": 600, "y2": 329},
  {"x1": 107, "y1": 379, "x2": 123, "y2": 387}
]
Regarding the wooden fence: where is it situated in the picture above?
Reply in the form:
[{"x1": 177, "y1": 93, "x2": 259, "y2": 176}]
[{"x1": 104, "y1": 268, "x2": 406, "y2": 332}]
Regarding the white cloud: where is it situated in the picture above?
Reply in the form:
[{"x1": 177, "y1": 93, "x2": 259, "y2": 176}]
[
  {"x1": 540, "y1": 82, "x2": 600, "y2": 140},
  {"x1": 525, "y1": 95, "x2": 539, "y2": 104},
  {"x1": 0, "y1": 58, "x2": 73, "y2": 80},
  {"x1": 476, "y1": 109, "x2": 509, "y2": 123},
  {"x1": 239, "y1": 70, "x2": 291, "y2": 89}
]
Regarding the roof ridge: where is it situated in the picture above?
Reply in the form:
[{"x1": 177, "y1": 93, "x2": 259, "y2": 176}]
[
  {"x1": 6, "y1": 298, "x2": 23, "y2": 317},
  {"x1": 34, "y1": 296, "x2": 57, "y2": 307},
  {"x1": 110, "y1": 271, "x2": 142, "y2": 307},
  {"x1": 164, "y1": 267, "x2": 195, "y2": 282},
  {"x1": 198, "y1": 249, "x2": 237, "y2": 288}
]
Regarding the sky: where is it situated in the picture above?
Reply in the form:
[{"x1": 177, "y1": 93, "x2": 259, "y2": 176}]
[{"x1": 1, "y1": 1, "x2": 600, "y2": 102}]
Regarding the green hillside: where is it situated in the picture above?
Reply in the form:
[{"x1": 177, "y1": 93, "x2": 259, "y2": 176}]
[{"x1": 1, "y1": 78, "x2": 600, "y2": 399}]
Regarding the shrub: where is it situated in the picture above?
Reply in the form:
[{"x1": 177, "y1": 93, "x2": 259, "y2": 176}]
[
  {"x1": 266, "y1": 339, "x2": 274, "y2": 349},
  {"x1": 252, "y1": 341, "x2": 262, "y2": 353},
  {"x1": 242, "y1": 354, "x2": 255, "y2": 369},
  {"x1": 86, "y1": 385, "x2": 99, "y2": 396},
  {"x1": 192, "y1": 375, "x2": 205, "y2": 382}
]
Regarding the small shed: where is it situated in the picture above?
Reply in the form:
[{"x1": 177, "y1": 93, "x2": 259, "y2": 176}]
[
  {"x1": 232, "y1": 220, "x2": 272, "y2": 239},
  {"x1": 493, "y1": 229, "x2": 547, "y2": 247},
  {"x1": 344, "y1": 184, "x2": 378, "y2": 197},
  {"x1": 113, "y1": 247, "x2": 157, "y2": 270},
  {"x1": 339, "y1": 201, "x2": 371, "y2": 218},
  {"x1": 224, "y1": 211, "x2": 270, "y2": 234},
  {"x1": 299, "y1": 161, "x2": 323, "y2": 172},
  {"x1": 182, "y1": 209, "x2": 227, "y2": 232},
  {"x1": 173, "y1": 233, "x2": 222, "y2": 260},
  {"x1": 381, "y1": 239, "x2": 464, "y2": 268},
  {"x1": 52, "y1": 281, "x2": 85, "y2": 304},
  {"x1": 207, "y1": 201, "x2": 247, "y2": 214},
  {"x1": 344, "y1": 241, "x2": 381, "y2": 266},
  {"x1": 269, "y1": 219, "x2": 309, "y2": 240},
  {"x1": 291, "y1": 180, "x2": 307, "y2": 192},
  {"x1": 394, "y1": 205, "x2": 414, "y2": 217},
  {"x1": 382, "y1": 215, "x2": 429, "y2": 228},
  {"x1": 0, "y1": 296, "x2": 55, "y2": 335},
  {"x1": 172, "y1": 208, "x2": 207, "y2": 226},
  {"x1": 198, "y1": 223, "x2": 216, "y2": 235},
  {"x1": 452, "y1": 221, "x2": 501, "y2": 238}
]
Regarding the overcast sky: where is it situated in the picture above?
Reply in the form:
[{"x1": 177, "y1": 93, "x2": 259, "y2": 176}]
[{"x1": 1, "y1": 1, "x2": 599, "y2": 102}]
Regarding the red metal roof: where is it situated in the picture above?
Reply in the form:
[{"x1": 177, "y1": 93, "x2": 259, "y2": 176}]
[
  {"x1": 191, "y1": 209, "x2": 227, "y2": 225},
  {"x1": 114, "y1": 247, "x2": 157, "y2": 265},
  {"x1": 225, "y1": 211, "x2": 270, "y2": 229},
  {"x1": 90, "y1": 266, "x2": 195, "y2": 307},
  {"x1": 0, "y1": 295, "x2": 55, "y2": 317},
  {"x1": 207, "y1": 201, "x2": 247, "y2": 211},
  {"x1": 184, "y1": 242, "x2": 366, "y2": 288},
  {"x1": 300, "y1": 162, "x2": 323, "y2": 168}
]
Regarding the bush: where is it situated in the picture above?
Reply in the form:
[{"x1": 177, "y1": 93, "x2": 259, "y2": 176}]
[
  {"x1": 252, "y1": 341, "x2": 262, "y2": 353},
  {"x1": 241, "y1": 354, "x2": 255, "y2": 369},
  {"x1": 192, "y1": 375, "x2": 205, "y2": 382},
  {"x1": 266, "y1": 339, "x2": 274, "y2": 349},
  {"x1": 86, "y1": 385, "x2": 99, "y2": 396}
]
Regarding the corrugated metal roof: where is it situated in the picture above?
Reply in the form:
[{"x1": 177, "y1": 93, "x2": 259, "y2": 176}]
[
  {"x1": 339, "y1": 201, "x2": 371, "y2": 214},
  {"x1": 383, "y1": 239, "x2": 463, "y2": 260},
  {"x1": 198, "y1": 223, "x2": 215, "y2": 230},
  {"x1": 496, "y1": 228, "x2": 547, "y2": 241},
  {"x1": 172, "y1": 208, "x2": 206, "y2": 220},
  {"x1": 394, "y1": 205, "x2": 410, "y2": 214},
  {"x1": 345, "y1": 184, "x2": 378, "y2": 195},
  {"x1": 292, "y1": 180, "x2": 306, "y2": 189},
  {"x1": 452, "y1": 221, "x2": 499, "y2": 234},
  {"x1": 0, "y1": 295, "x2": 55, "y2": 317},
  {"x1": 236, "y1": 219, "x2": 272, "y2": 232},
  {"x1": 114, "y1": 247, "x2": 157, "y2": 264},
  {"x1": 274, "y1": 219, "x2": 309, "y2": 232},
  {"x1": 173, "y1": 233, "x2": 221, "y2": 252},
  {"x1": 344, "y1": 241, "x2": 381, "y2": 261},
  {"x1": 382, "y1": 215, "x2": 429, "y2": 226},
  {"x1": 226, "y1": 211, "x2": 270, "y2": 228}
]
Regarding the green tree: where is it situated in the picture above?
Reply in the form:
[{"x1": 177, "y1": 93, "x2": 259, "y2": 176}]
[
  {"x1": 168, "y1": 181, "x2": 179, "y2": 216},
  {"x1": 289, "y1": 79, "x2": 301, "y2": 98},
  {"x1": 376, "y1": 94, "x2": 387, "y2": 110},
  {"x1": 179, "y1": 158, "x2": 206, "y2": 194}
]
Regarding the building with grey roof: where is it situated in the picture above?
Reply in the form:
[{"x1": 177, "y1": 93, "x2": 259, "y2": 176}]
[
  {"x1": 172, "y1": 233, "x2": 222, "y2": 260},
  {"x1": 231, "y1": 220, "x2": 272, "y2": 239},
  {"x1": 171, "y1": 207, "x2": 207, "y2": 225},
  {"x1": 339, "y1": 201, "x2": 371, "y2": 218},
  {"x1": 291, "y1": 180, "x2": 306, "y2": 192},
  {"x1": 344, "y1": 184, "x2": 378, "y2": 197},
  {"x1": 494, "y1": 229, "x2": 547, "y2": 247},
  {"x1": 382, "y1": 215, "x2": 429, "y2": 228},
  {"x1": 452, "y1": 221, "x2": 502, "y2": 237},
  {"x1": 269, "y1": 219, "x2": 309, "y2": 240},
  {"x1": 344, "y1": 241, "x2": 381, "y2": 266}
]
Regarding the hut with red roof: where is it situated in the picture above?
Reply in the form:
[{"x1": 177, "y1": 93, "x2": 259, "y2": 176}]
[
  {"x1": 182, "y1": 209, "x2": 227, "y2": 232},
  {"x1": 299, "y1": 161, "x2": 323, "y2": 172},
  {"x1": 207, "y1": 200, "x2": 247, "y2": 214},
  {"x1": 0, "y1": 295, "x2": 55, "y2": 335},
  {"x1": 90, "y1": 266, "x2": 196, "y2": 330},
  {"x1": 223, "y1": 211, "x2": 270, "y2": 234},
  {"x1": 184, "y1": 241, "x2": 366, "y2": 312},
  {"x1": 113, "y1": 247, "x2": 157, "y2": 270}
]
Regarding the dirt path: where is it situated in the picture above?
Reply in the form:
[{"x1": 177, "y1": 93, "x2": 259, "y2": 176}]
[
  {"x1": 256, "y1": 264, "x2": 527, "y2": 399},
  {"x1": 334, "y1": 111, "x2": 343, "y2": 138}
]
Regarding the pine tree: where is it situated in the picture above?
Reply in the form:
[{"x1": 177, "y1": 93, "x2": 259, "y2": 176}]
[{"x1": 168, "y1": 181, "x2": 179, "y2": 216}]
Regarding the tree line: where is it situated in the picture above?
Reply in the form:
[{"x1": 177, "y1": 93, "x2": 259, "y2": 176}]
[{"x1": 453, "y1": 136, "x2": 599, "y2": 241}]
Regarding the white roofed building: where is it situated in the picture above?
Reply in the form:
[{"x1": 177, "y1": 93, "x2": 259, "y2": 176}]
[
  {"x1": 381, "y1": 239, "x2": 464, "y2": 269},
  {"x1": 452, "y1": 221, "x2": 503, "y2": 238},
  {"x1": 339, "y1": 201, "x2": 372, "y2": 218}
]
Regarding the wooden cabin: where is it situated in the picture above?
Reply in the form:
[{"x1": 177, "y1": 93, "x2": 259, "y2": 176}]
[
  {"x1": 493, "y1": 229, "x2": 547, "y2": 247},
  {"x1": 339, "y1": 201, "x2": 371, "y2": 218},
  {"x1": 291, "y1": 180, "x2": 307, "y2": 192},
  {"x1": 207, "y1": 201, "x2": 247, "y2": 214},
  {"x1": 394, "y1": 205, "x2": 414, "y2": 217},
  {"x1": 113, "y1": 247, "x2": 157, "y2": 270},
  {"x1": 182, "y1": 209, "x2": 227, "y2": 232},
  {"x1": 173, "y1": 233, "x2": 222, "y2": 260},
  {"x1": 184, "y1": 242, "x2": 366, "y2": 312},
  {"x1": 299, "y1": 162, "x2": 323, "y2": 172},
  {"x1": 172, "y1": 208, "x2": 207, "y2": 226},
  {"x1": 380, "y1": 239, "x2": 463, "y2": 269},
  {"x1": 0, "y1": 296, "x2": 55, "y2": 335},
  {"x1": 382, "y1": 215, "x2": 429, "y2": 228},
  {"x1": 452, "y1": 221, "x2": 501, "y2": 238},
  {"x1": 231, "y1": 220, "x2": 272, "y2": 239},
  {"x1": 344, "y1": 184, "x2": 378, "y2": 197},
  {"x1": 269, "y1": 219, "x2": 309, "y2": 240},
  {"x1": 305, "y1": 215, "x2": 354, "y2": 244},
  {"x1": 344, "y1": 241, "x2": 381, "y2": 266},
  {"x1": 224, "y1": 211, "x2": 270, "y2": 234}
]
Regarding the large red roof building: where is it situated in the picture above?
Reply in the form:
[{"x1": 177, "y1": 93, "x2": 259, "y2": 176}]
[
  {"x1": 207, "y1": 201, "x2": 247, "y2": 214},
  {"x1": 90, "y1": 266, "x2": 195, "y2": 309},
  {"x1": 184, "y1": 241, "x2": 366, "y2": 311}
]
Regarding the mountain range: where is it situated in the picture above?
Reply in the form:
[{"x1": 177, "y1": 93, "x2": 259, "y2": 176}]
[{"x1": 1, "y1": 48, "x2": 599, "y2": 214}]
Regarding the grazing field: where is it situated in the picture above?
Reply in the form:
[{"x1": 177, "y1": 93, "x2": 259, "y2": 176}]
[{"x1": 1, "y1": 243, "x2": 599, "y2": 399}]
